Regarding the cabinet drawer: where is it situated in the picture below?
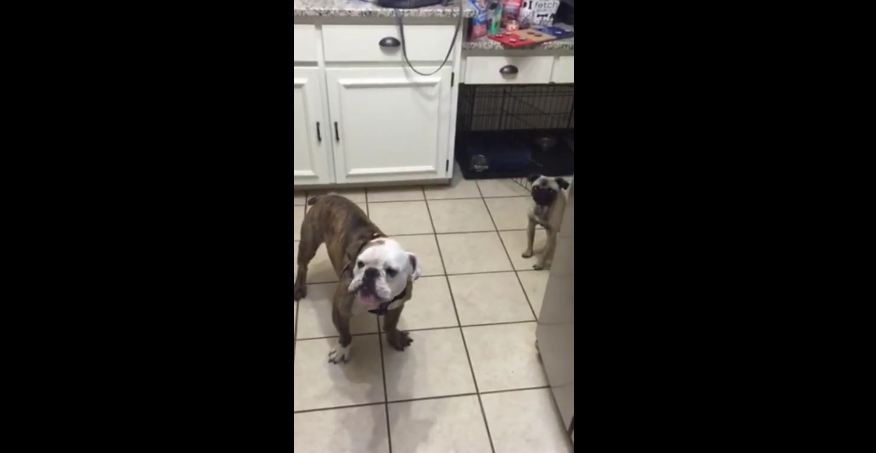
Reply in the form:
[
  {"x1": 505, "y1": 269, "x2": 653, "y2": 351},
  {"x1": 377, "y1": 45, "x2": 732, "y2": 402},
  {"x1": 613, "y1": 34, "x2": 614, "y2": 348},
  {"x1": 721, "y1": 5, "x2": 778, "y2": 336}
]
[
  {"x1": 464, "y1": 56, "x2": 553, "y2": 84},
  {"x1": 322, "y1": 25, "x2": 456, "y2": 63},
  {"x1": 294, "y1": 25, "x2": 319, "y2": 63},
  {"x1": 552, "y1": 56, "x2": 574, "y2": 83}
]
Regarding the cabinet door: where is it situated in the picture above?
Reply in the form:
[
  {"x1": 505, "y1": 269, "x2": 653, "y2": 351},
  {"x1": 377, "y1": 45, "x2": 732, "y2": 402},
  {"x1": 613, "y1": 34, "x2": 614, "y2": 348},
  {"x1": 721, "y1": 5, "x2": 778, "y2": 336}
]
[
  {"x1": 294, "y1": 67, "x2": 333, "y2": 185},
  {"x1": 551, "y1": 56, "x2": 574, "y2": 83},
  {"x1": 325, "y1": 67, "x2": 452, "y2": 184}
]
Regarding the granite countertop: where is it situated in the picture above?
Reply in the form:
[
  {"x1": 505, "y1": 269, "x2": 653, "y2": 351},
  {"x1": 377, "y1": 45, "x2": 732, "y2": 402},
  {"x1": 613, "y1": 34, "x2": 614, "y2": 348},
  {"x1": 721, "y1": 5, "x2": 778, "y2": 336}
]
[
  {"x1": 463, "y1": 23, "x2": 574, "y2": 51},
  {"x1": 293, "y1": 0, "x2": 475, "y2": 18},
  {"x1": 293, "y1": 0, "x2": 573, "y2": 51}
]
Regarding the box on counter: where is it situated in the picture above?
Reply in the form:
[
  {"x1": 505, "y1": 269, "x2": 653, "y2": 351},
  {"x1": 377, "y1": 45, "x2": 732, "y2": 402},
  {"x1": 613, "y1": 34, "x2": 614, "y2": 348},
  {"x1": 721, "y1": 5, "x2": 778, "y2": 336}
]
[
  {"x1": 519, "y1": 0, "x2": 560, "y2": 27},
  {"x1": 468, "y1": 0, "x2": 492, "y2": 40}
]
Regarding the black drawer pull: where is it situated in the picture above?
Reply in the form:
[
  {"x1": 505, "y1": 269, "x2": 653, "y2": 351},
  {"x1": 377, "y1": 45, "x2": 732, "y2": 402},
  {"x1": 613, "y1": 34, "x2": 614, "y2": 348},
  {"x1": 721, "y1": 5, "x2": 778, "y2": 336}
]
[
  {"x1": 316, "y1": 122, "x2": 321, "y2": 142},
  {"x1": 334, "y1": 122, "x2": 340, "y2": 141},
  {"x1": 500, "y1": 65, "x2": 519, "y2": 75},
  {"x1": 379, "y1": 37, "x2": 401, "y2": 48}
]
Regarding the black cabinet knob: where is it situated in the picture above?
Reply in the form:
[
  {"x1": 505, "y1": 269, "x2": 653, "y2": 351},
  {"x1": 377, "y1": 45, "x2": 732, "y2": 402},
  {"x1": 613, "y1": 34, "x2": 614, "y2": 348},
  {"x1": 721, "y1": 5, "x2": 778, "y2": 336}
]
[
  {"x1": 379, "y1": 37, "x2": 401, "y2": 48},
  {"x1": 500, "y1": 65, "x2": 519, "y2": 75}
]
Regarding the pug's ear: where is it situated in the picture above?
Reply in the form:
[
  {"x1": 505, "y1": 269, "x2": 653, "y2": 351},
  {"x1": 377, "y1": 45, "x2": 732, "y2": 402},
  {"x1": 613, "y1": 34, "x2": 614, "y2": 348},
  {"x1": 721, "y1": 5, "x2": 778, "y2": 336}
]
[
  {"x1": 555, "y1": 177, "x2": 570, "y2": 190},
  {"x1": 407, "y1": 253, "x2": 422, "y2": 281},
  {"x1": 527, "y1": 174, "x2": 542, "y2": 183}
]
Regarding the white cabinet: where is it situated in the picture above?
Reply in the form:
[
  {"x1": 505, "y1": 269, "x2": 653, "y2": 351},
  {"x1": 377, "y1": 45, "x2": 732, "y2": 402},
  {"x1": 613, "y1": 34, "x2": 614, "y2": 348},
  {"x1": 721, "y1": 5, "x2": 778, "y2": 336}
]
[
  {"x1": 325, "y1": 67, "x2": 453, "y2": 184},
  {"x1": 293, "y1": 23, "x2": 459, "y2": 187},
  {"x1": 322, "y1": 25, "x2": 456, "y2": 63},
  {"x1": 293, "y1": 67, "x2": 333, "y2": 185},
  {"x1": 551, "y1": 56, "x2": 574, "y2": 83},
  {"x1": 293, "y1": 25, "x2": 319, "y2": 63},
  {"x1": 464, "y1": 56, "x2": 554, "y2": 85}
]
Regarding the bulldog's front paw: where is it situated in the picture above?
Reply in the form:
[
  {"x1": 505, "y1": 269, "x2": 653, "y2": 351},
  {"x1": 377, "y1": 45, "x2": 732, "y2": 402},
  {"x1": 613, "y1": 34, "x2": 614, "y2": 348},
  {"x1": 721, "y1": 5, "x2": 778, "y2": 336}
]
[
  {"x1": 532, "y1": 262, "x2": 544, "y2": 270},
  {"x1": 521, "y1": 250, "x2": 533, "y2": 258},
  {"x1": 293, "y1": 282, "x2": 307, "y2": 301},
  {"x1": 387, "y1": 330, "x2": 413, "y2": 351},
  {"x1": 328, "y1": 343, "x2": 351, "y2": 364}
]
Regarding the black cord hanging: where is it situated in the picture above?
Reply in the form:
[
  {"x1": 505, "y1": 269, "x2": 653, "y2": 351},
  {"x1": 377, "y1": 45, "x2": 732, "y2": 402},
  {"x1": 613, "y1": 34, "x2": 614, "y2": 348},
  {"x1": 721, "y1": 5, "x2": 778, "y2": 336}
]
[{"x1": 394, "y1": 0, "x2": 464, "y2": 76}]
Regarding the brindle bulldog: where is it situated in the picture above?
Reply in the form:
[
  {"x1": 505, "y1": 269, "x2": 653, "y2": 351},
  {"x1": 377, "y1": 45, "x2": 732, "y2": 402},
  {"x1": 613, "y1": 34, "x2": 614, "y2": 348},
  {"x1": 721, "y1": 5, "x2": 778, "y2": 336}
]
[{"x1": 294, "y1": 194, "x2": 421, "y2": 364}]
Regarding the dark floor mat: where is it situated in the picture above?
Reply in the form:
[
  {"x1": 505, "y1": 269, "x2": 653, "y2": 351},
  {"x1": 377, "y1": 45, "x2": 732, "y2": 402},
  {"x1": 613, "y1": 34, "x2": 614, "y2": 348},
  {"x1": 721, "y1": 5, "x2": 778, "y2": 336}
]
[{"x1": 456, "y1": 130, "x2": 574, "y2": 180}]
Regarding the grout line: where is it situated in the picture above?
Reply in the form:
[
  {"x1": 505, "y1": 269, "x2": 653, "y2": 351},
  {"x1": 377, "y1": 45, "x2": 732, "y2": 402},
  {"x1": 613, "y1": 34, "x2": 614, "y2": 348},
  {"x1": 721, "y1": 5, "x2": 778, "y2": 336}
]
[
  {"x1": 293, "y1": 299, "x2": 299, "y2": 366},
  {"x1": 294, "y1": 195, "x2": 302, "y2": 363},
  {"x1": 363, "y1": 197, "x2": 426, "y2": 204},
  {"x1": 300, "y1": 319, "x2": 538, "y2": 341},
  {"x1": 457, "y1": 319, "x2": 536, "y2": 329},
  {"x1": 476, "y1": 182, "x2": 540, "y2": 321},
  {"x1": 478, "y1": 385, "x2": 551, "y2": 396},
  {"x1": 478, "y1": 194, "x2": 531, "y2": 199},
  {"x1": 294, "y1": 401, "x2": 385, "y2": 415},
  {"x1": 378, "y1": 320, "x2": 537, "y2": 334},
  {"x1": 319, "y1": 228, "x2": 533, "y2": 239},
  {"x1": 296, "y1": 331, "x2": 379, "y2": 342},
  {"x1": 304, "y1": 269, "x2": 546, "y2": 287},
  {"x1": 387, "y1": 392, "x2": 478, "y2": 405},
  {"x1": 422, "y1": 195, "x2": 485, "y2": 201},
  {"x1": 376, "y1": 316, "x2": 393, "y2": 453},
  {"x1": 445, "y1": 269, "x2": 520, "y2": 277},
  {"x1": 302, "y1": 267, "x2": 534, "y2": 286},
  {"x1": 294, "y1": 385, "x2": 550, "y2": 415},
  {"x1": 395, "y1": 230, "x2": 499, "y2": 236},
  {"x1": 363, "y1": 192, "x2": 527, "y2": 203},
  {"x1": 422, "y1": 185, "x2": 497, "y2": 453}
]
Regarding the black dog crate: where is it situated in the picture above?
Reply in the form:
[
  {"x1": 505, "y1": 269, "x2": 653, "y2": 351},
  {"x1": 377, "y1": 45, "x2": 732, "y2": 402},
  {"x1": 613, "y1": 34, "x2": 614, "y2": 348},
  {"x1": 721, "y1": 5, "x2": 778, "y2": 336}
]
[{"x1": 455, "y1": 83, "x2": 574, "y2": 180}]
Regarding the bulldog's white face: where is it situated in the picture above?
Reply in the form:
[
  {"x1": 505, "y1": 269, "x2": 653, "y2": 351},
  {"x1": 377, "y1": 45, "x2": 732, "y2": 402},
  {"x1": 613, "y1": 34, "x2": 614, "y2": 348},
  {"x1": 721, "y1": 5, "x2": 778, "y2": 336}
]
[{"x1": 347, "y1": 238, "x2": 421, "y2": 311}]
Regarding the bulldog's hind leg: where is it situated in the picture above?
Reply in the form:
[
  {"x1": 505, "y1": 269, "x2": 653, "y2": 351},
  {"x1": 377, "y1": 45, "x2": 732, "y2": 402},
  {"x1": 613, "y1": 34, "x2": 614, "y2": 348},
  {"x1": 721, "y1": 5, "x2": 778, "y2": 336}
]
[{"x1": 293, "y1": 220, "x2": 321, "y2": 301}]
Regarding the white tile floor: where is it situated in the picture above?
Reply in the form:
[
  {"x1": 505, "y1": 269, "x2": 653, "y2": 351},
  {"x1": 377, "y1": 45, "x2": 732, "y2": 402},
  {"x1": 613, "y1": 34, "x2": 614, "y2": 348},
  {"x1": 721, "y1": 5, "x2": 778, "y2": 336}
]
[{"x1": 294, "y1": 177, "x2": 572, "y2": 453}]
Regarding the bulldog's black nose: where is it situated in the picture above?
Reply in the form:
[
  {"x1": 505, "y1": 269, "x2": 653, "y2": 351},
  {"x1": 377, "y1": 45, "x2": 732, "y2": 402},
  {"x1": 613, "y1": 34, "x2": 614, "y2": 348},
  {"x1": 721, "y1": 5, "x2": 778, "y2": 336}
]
[{"x1": 364, "y1": 267, "x2": 380, "y2": 280}]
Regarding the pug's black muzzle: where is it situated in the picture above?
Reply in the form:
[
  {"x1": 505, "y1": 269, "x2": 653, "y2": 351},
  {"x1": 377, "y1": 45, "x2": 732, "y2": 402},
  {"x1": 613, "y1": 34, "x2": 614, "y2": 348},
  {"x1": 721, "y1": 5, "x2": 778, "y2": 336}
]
[{"x1": 531, "y1": 187, "x2": 557, "y2": 206}]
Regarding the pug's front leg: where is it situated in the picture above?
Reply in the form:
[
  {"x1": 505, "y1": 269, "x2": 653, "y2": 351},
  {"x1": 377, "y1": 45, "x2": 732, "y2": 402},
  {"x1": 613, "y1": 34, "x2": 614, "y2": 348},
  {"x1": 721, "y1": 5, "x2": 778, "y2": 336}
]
[{"x1": 522, "y1": 218, "x2": 536, "y2": 258}]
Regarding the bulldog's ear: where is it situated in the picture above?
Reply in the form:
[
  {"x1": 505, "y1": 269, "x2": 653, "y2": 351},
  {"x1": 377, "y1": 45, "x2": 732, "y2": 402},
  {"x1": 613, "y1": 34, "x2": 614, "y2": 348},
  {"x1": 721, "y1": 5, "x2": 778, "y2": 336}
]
[
  {"x1": 407, "y1": 253, "x2": 422, "y2": 281},
  {"x1": 555, "y1": 177, "x2": 570, "y2": 190},
  {"x1": 527, "y1": 174, "x2": 542, "y2": 183}
]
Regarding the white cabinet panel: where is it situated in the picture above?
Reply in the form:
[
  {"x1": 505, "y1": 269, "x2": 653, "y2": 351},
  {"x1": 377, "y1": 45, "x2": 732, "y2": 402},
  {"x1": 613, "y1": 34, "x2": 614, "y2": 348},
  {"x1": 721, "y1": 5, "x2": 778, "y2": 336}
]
[
  {"x1": 294, "y1": 67, "x2": 333, "y2": 185},
  {"x1": 552, "y1": 56, "x2": 574, "y2": 83},
  {"x1": 293, "y1": 25, "x2": 319, "y2": 63},
  {"x1": 464, "y1": 56, "x2": 553, "y2": 84},
  {"x1": 322, "y1": 25, "x2": 456, "y2": 63},
  {"x1": 326, "y1": 67, "x2": 452, "y2": 184}
]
